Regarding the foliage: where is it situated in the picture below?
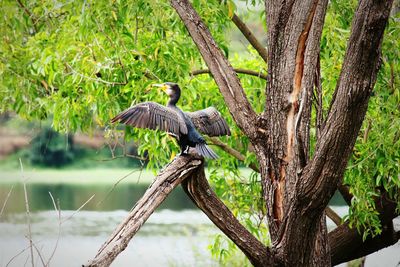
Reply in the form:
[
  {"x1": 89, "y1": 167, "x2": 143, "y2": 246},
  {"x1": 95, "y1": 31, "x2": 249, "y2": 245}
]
[
  {"x1": 0, "y1": 0, "x2": 399, "y2": 263},
  {"x1": 320, "y1": 0, "x2": 400, "y2": 238}
]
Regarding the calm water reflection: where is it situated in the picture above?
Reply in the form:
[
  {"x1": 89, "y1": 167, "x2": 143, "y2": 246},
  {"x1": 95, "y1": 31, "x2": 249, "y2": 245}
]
[{"x1": 0, "y1": 183, "x2": 196, "y2": 214}]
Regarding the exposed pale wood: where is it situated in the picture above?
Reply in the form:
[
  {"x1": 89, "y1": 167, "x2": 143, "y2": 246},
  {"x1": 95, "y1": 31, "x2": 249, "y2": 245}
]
[{"x1": 84, "y1": 155, "x2": 203, "y2": 267}]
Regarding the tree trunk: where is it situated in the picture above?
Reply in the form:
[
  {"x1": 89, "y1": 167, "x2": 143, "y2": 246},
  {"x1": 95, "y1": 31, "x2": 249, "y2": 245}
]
[{"x1": 87, "y1": 0, "x2": 396, "y2": 266}]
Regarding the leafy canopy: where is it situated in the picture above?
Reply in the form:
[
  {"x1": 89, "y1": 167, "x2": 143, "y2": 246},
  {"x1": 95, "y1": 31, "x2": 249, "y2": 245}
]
[{"x1": 1, "y1": 0, "x2": 399, "y2": 264}]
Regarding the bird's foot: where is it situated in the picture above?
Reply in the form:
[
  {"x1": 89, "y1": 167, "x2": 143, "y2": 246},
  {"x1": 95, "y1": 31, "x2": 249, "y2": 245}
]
[{"x1": 177, "y1": 151, "x2": 189, "y2": 157}]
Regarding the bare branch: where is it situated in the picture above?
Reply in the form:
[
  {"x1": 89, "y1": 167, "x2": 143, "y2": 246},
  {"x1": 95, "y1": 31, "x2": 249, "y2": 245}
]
[
  {"x1": 85, "y1": 155, "x2": 203, "y2": 267},
  {"x1": 0, "y1": 185, "x2": 14, "y2": 219},
  {"x1": 191, "y1": 68, "x2": 267, "y2": 80},
  {"x1": 170, "y1": 0, "x2": 258, "y2": 139},
  {"x1": 47, "y1": 192, "x2": 61, "y2": 266},
  {"x1": 207, "y1": 136, "x2": 259, "y2": 173},
  {"x1": 19, "y1": 159, "x2": 34, "y2": 267},
  {"x1": 96, "y1": 168, "x2": 143, "y2": 207},
  {"x1": 61, "y1": 194, "x2": 95, "y2": 224},
  {"x1": 231, "y1": 13, "x2": 268, "y2": 64},
  {"x1": 325, "y1": 206, "x2": 341, "y2": 226},
  {"x1": 330, "y1": 221, "x2": 400, "y2": 265}
]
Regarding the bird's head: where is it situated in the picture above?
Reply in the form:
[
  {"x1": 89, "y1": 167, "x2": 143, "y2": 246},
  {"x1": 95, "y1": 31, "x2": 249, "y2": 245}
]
[{"x1": 152, "y1": 82, "x2": 181, "y2": 98}]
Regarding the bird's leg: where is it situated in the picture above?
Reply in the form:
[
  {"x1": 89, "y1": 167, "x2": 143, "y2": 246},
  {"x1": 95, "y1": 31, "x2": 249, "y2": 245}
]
[
  {"x1": 184, "y1": 146, "x2": 190, "y2": 154},
  {"x1": 178, "y1": 145, "x2": 190, "y2": 156}
]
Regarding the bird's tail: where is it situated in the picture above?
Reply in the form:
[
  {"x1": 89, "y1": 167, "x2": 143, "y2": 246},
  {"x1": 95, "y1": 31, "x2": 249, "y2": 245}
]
[{"x1": 195, "y1": 143, "x2": 219, "y2": 159}]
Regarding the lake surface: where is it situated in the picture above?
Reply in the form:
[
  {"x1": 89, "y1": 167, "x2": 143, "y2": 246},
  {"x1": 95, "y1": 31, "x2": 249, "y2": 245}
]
[{"x1": 0, "y1": 169, "x2": 399, "y2": 266}]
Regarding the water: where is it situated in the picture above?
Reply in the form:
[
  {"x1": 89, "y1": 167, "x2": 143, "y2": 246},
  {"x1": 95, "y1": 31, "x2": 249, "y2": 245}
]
[
  {"x1": 0, "y1": 210, "x2": 219, "y2": 267},
  {"x1": 0, "y1": 170, "x2": 399, "y2": 267}
]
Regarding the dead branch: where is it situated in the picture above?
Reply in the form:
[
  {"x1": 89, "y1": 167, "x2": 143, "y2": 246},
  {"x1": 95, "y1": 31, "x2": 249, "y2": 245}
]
[
  {"x1": 84, "y1": 154, "x2": 203, "y2": 267},
  {"x1": 0, "y1": 185, "x2": 14, "y2": 219},
  {"x1": 20, "y1": 159, "x2": 34, "y2": 267}
]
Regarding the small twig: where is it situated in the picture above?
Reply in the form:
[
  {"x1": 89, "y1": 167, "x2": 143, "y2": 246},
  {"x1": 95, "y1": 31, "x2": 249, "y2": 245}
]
[
  {"x1": 207, "y1": 137, "x2": 260, "y2": 173},
  {"x1": 47, "y1": 192, "x2": 61, "y2": 266},
  {"x1": 0, "y1": 185, "x2": 14, "y2": 219},
  {"x1": 30, "y1": 241, "x2": 46, "y2": 267},
  {"x1": 96, "y1": 154, "x2": 147, "y2": 162},
  {"x1": 6, "y1": 246, "x2": 31, "y2": 267},
  {"x1": 96, "y1": 169, "x2": 141, "y2": 207},
  {"x1": 66, "y1": 63, "x2": 127, "y2": 86},
  {"x1": 61, "y1": 194, "x2": 95, "y2": 224},
  {"x1": 20, "y1": 159, "x2": 34, "y2": 267},
  {"x1": 231, "y1": 13, "x2": 268, "y2": 64},
  {"x1": 191, "y1": 68, "x2": 267, "y2": 80}
]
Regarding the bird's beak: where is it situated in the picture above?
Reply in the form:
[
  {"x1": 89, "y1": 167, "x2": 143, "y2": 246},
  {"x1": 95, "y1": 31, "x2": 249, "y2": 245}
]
[{"x1": 152, "y1": 83, "x2": 168, "y2": 92}]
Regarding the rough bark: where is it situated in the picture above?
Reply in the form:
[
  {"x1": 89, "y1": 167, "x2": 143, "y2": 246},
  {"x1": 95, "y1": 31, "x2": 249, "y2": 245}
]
[
  {"x1": 330, "y1": 188, "x2": 400, "y2": 265},
  {"x1": 255, "y1": 0, "x2": 331, "y2": 265},
  {"x1": 330, "y1": 221, "x2": 400, "y2": 265},
  {"x1": 88, "y1": 0, "x2": 396, "y2": 266},
  {"x1": 171, "y1": 0, "x2": 394, "y2": 266},
  {"x1": 182, "y1": 164, "x2": 271, "y2": 266},
  {"x1": 85, "y1": 155, "x2": 203, "y2": 267}
]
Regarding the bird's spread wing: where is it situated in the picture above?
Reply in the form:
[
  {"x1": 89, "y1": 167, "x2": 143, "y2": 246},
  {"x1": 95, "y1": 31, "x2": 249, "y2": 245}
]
[
  {"x1": 111, "y1": 102, "x2": 188, "y2": 135},
  {"x1": 186, "y1": 107, "x2": 230, "y2": 137}
]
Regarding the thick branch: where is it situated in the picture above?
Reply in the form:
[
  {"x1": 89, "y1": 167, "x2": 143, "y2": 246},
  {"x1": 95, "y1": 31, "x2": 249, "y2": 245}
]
[
  {"x1": 170, "y1": 0, "x2": 258, "y2": 139},
  {"x1": 182, "y1": 166, "x2": 272, "y2": 266},
  {"x1": 191, "y1": 68, "x2": 267, "y2": 80},
  {"x1": 330, "y1": 222, "x2": 400, "y2": 265},
  {"x1": 231, "y1": 13, "x2": 268, "y2": 64},
  {"x1": 207, "y1": 137, "x2": 260, "y2": 173},
  {"x1": 85, "y1": 155, "x2": 203, "y2": 267},
  {"x1": 300, "y1": 0, "x2": 394, "y2": 209}
]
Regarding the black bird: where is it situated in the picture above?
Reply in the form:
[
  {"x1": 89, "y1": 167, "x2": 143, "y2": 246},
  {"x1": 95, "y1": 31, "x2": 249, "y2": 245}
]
[{"x1": 111, "y1": 82, "x2": 230, "y2": 159}]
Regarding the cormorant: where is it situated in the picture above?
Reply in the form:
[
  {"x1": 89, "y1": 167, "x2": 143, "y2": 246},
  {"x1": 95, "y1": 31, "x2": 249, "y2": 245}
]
[{"x1": 111, "y1": 82, "x2": 230, "y2": 159}]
